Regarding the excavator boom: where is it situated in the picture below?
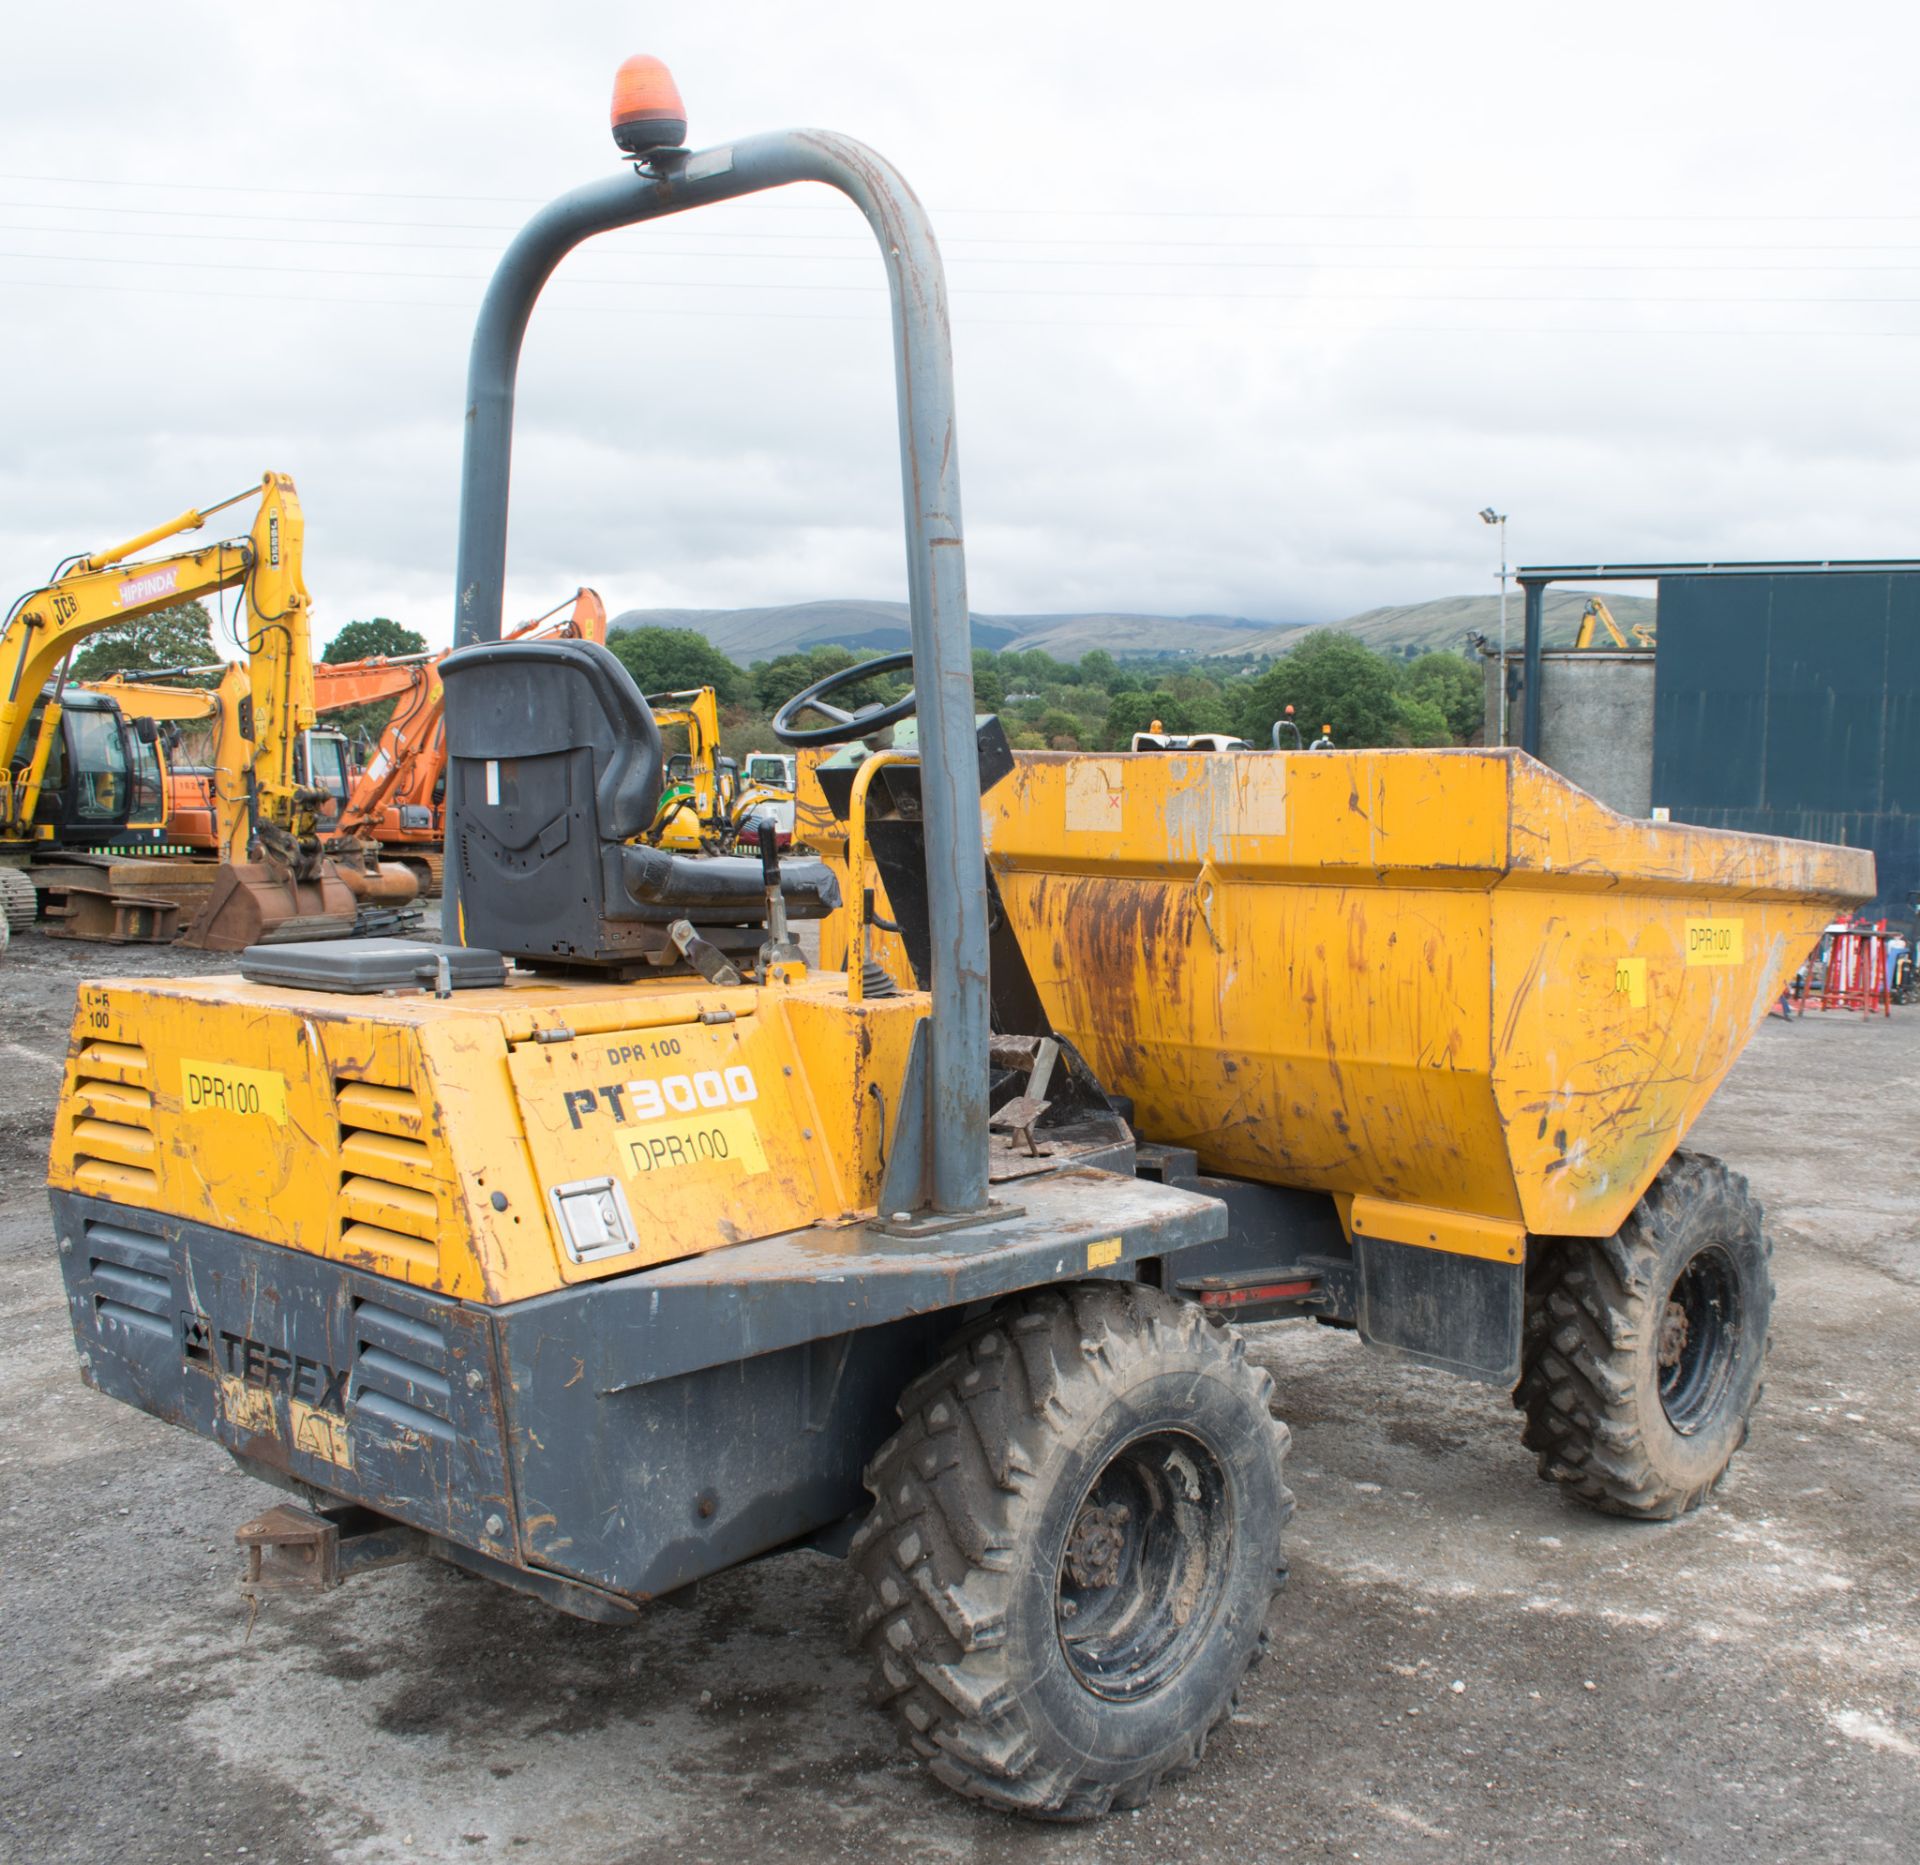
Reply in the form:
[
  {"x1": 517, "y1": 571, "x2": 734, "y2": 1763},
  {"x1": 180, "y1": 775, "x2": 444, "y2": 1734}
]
[
  {"x1": 4, "y1": 472, "x2": 365, "y2": 944},
  {"x1": 314, "y1": 652, "x2": 435, "y2": 712},
  {"x1": 231, "y1": 473, "x2": 313, "y2": 840},
  {"x1": 3, "y1": 523, "x2": 250, "y2": 839},
  {"x1": 1572, "y1": 595, "x2": 1644, "y2": 652}
]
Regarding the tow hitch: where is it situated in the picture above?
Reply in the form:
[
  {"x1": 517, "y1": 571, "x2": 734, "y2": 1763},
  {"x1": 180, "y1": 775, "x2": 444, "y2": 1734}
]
[{"x1": 235, "y1": 1502, "x2": 425, "y2": 1598}]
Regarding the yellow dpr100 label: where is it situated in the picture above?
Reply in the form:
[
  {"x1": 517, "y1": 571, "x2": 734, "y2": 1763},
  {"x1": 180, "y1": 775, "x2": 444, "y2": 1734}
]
[
  {"x1": 180, "y1": 1058, "x2": 288, "y2": 1122},
  {"x1": 1684, "y1": 919, "x2": 1745, "y2": 967},
  {"x1": 625, "y1": 1108, "x2": 768, "y2": 1178}
]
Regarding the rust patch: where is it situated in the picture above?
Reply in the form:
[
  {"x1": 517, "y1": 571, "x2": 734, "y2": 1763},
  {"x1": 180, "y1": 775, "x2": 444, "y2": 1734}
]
[{"x1": 1030, "y1": 873, "x2": 1189, "y2": 1089}]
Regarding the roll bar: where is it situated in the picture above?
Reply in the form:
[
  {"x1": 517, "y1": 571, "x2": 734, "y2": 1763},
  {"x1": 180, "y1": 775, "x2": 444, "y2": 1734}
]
[{"x1": 449, "y1": 130, "x2": 989, "y2": 1215}]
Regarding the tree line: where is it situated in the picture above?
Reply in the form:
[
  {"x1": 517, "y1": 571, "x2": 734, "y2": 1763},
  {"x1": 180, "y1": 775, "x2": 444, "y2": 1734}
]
[
  {"x1": 65, "y1": 603, "x2": 1487, "y2": 762},
  {"x1": 609, "y1": 624, "x2": 1485, "y2": 758}
]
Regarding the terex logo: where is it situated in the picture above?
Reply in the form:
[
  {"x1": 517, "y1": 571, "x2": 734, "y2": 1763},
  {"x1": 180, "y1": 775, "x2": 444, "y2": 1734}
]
[
  {"x1": 563, "y1": 1065, "x2": 759, "y2": 1129},
  {"x1": 182, "y1": 1312, "x2": 347, "y2": 1414}
]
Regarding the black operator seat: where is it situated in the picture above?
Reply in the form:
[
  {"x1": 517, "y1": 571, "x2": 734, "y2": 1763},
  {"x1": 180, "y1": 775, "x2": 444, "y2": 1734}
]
[{"x1": 439, "y1": 637, "x2": 839, "y2": 971}]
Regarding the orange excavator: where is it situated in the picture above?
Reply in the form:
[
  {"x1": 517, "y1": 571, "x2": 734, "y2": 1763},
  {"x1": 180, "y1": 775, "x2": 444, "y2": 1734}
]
[
  {"x1": 84, "y1": 592, "x2": 604, "y2": 902},
  {"x1": 107, "y1": 653, "x2": 434, "y2": 853},
  {"x1": 332, "y1": 588, "x2": 605, "y2": 894}
]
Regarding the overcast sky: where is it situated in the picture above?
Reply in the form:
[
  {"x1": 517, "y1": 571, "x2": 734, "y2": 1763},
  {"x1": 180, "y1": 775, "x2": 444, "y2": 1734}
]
[{"x1": 4, "y1": 2, "x2": 1918, "y2": 652}]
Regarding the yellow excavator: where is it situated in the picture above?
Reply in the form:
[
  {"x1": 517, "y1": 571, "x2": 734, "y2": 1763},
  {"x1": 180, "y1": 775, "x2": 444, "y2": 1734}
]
[
  {"x1": 642, "y1": 687, "x2": 803, "y2": 854},
  {"x1": 85, "y1": 657, "x2": 418, "y2": 914},
  {"x1": 1573, "y1": 595, "x2": 1656, "y2": 650},
  {"x1": 75, "y1": 666, "x2": 250, "y2": 861},
  {"x1": 1, "y1": 472, "x2": 358, "y2": 946},
  {"x1": 643, "y1": 684, "x2": 741, "y2": 851},
  {"x1": 0, "y1": 497, "x2": 244, "y2": 877}
]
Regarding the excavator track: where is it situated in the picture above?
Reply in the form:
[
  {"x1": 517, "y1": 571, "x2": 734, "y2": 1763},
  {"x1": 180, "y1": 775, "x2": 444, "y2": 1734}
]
[
  {"x1": 0, "y1": 866, "x2": 37, "y2": 931},
  {"x1": 395, "y1": 849, "x2": 444, "y2": 897}
]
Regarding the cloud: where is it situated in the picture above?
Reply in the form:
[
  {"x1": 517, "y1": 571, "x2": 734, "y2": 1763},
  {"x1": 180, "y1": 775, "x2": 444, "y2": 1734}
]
[{"x1": 3, "y1": 1, "x2": 1918, "y2": 652}]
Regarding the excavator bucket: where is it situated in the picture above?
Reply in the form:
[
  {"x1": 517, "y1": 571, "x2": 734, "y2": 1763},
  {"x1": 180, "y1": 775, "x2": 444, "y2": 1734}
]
[
  {"x1": 179, "y1": 859, "x2": 358, "y2": 952},
  {"x1": 335, "y1": 855, "x2": 422, "y2": 909}
]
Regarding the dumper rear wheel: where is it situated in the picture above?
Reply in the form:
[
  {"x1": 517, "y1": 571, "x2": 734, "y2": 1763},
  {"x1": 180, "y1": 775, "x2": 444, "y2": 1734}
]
[
  {"x1": 850, "y1": 1282, "x2": 1291, "y2": 1820},
  {"x1": 1516, "y1": 1150, "x2": 1771, "y2": 1519}
]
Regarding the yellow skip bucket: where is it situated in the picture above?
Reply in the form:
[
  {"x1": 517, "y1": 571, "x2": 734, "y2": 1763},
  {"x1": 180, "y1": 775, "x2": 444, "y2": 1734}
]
[{"x1": 985, "y1": 749, "x2": 1873, "y2": 1244}]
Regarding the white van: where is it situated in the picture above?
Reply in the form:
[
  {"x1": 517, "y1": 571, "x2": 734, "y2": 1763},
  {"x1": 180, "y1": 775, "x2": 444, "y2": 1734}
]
[{"x1": 738, "y1": 750, "x2": 798, "y2": 847}]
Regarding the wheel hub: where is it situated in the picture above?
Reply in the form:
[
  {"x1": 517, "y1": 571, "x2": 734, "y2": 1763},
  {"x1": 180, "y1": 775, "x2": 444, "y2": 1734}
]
[
  {"x1": 1658, "y1": 1298, "x2": 1690, "y2": 1369},
  {"x1": 1064, "y1": 1501, "x2": 1129, "y2": 1589},
  {"x1": 1054, "y1": 1430, "x2": 1234, "y2": 1702},
  {"x1": 1658, "y1": 1244, "x2": 1742, "y2": 1433}
]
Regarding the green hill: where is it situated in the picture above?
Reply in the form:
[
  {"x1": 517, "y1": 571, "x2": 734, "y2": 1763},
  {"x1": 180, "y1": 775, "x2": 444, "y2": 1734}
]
[
  {"x1": 608, "y1": 601, "x2": 1282, "y2": 664},
  {"x1": 1282, "y1": 590, "x2": 1656, "y2": 657},
  {"x1": 608, "y1": 589, "x2": 1654, "y2": 667}
]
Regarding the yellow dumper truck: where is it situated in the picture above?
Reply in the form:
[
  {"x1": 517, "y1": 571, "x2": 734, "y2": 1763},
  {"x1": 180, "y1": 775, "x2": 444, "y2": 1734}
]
[{"x1": 51, "y1": 59, "x2": 1872, "y2": 1821}]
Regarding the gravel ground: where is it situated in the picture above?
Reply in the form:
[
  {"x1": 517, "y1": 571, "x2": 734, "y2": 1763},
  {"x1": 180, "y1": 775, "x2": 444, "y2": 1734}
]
[{"x1": 2, "y1": 928, "x2": 1916, "y2": 1863}]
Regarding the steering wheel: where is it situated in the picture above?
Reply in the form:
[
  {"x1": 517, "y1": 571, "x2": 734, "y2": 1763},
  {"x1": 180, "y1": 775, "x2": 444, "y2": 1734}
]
[{"x1": 770, "y1": 651, "x2": 917, "y2": 748}]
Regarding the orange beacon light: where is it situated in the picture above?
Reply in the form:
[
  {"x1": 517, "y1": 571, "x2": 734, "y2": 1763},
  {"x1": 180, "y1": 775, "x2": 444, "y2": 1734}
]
[{"x1": 611, "y1": 55, "x2": 688, "y2": 157}]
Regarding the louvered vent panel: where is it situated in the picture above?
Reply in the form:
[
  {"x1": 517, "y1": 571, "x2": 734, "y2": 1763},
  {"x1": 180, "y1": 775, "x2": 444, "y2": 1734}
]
[
  {"x1": 85, "y1": 1216, "x2": 172, "y2": 1340},
  {"x1": 335, "y1": 1077, "x2": 440, "y2": 1272},
  {"x1": 71, "y1": 1043, "x2": 159, "y2": 1197},
  {"x1": 350, "y1": 1298, "x2": 454, "y2": 1442}
]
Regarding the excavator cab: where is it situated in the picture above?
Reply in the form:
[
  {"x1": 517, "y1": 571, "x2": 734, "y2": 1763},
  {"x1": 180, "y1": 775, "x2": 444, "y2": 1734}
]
[
  {"x1": 295, "y1": 727, "x2": 352, "y2": 833},
  {"x1": 124, "y1": 715, "x2": 168, "y2": 833},
  {"x1": 16, "y1": 691, "x2": 170, "y2": 849}
]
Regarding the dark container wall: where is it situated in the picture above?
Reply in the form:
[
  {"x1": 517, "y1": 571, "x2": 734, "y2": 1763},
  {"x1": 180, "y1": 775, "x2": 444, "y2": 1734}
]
[{"x1": 1652, "y1": 571, "x2": 1920, "y2": 917}]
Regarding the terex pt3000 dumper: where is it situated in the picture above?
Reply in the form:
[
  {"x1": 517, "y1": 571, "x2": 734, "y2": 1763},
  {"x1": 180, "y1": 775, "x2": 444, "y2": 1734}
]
[{"x1": 52, "y1": 58, "x2": 1872, "y2": 1819}]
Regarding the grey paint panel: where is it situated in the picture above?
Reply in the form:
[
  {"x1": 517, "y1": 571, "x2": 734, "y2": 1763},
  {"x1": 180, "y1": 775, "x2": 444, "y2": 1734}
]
[
  {"x1": 498, "y1": 1313, "x2": 940, "y2": 1598},
  {"x1": 517, "y1": 1166, "x2": 1228, "y2": 1395},
  {"x1": 53, "y1": 1192, "x2": 517, "y2": 1556},
  {"x1": 57, "y1": 1162, "x2": 1227, "y2": 1606}
]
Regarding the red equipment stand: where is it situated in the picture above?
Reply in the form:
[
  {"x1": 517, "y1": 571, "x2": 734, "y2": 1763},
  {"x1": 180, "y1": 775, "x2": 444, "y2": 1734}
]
[{"x1": 1811, "y1": 918, "x2": 1893, "y2": 1017}]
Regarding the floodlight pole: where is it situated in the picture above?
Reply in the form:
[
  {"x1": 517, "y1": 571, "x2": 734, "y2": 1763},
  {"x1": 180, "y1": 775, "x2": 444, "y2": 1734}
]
[
  {"x1": 1497, "y1": 517, "x2": 1509, "y2": 745},
  {"x1": 1480, "y1": 508, "x2": 1510, "y2": 745}
]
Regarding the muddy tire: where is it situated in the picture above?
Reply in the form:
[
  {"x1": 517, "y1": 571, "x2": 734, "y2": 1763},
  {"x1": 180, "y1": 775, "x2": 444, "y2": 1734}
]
[
  {"x1": 1516, "y1": 1150, "x2": 1772, "y2": 1519},
  {"x1": 850, "y1": 1282, "x2": 1292, "y2": 1820},
  {"x1": 0, "y1": 867, "x2": 36, "y2": 932}
]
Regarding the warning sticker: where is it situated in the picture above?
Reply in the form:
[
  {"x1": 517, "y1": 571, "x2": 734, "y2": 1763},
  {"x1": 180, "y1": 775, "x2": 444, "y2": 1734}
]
[
  {"x1": 217, "y1": 1371, "x2": 277, "y2": 1435},
  {"x1": 291, "y1": 1398, "x2": 353, "y2": 1469},
  {"x1": 1684, "y1": 920, "x2": 1745, "y2": 967}
]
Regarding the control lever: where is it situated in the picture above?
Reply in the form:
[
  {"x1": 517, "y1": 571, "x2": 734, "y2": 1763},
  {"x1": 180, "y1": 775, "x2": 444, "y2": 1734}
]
[
  {"x1": 668, "y1": 919, "x2": 742, "y2": 987},
  {"x1": 755, "y1": 821, "x2": 806, "y2": 977}
]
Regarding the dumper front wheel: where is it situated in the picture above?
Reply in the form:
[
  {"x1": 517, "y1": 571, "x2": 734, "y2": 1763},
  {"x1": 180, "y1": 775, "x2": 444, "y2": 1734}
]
[
  {"x1": 1517, "y1": 1151, "x2": 1771, "y2": 1519},
  {"x1": 850, "y1": 1282, "x2": 1292, "y2": 1820}
]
